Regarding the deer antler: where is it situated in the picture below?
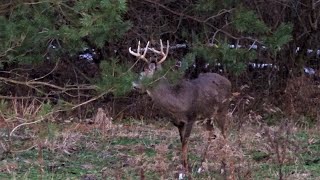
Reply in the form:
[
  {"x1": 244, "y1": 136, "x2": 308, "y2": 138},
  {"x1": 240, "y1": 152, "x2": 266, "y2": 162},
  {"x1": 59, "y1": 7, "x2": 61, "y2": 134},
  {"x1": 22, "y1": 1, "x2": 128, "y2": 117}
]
[
  {"x1": 129, "y1": 41, "x2": 150, "y2": 63},
  {"x1": 149, "y1": 39, "x2": 169, "y2": 64}
]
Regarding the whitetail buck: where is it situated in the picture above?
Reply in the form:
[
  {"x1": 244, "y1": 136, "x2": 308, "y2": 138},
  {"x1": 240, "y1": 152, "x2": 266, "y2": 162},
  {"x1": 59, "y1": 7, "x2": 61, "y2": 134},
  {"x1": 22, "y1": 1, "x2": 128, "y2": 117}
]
[{"x1": 129, "y1": 40, "x2": 232, "y2": 176}]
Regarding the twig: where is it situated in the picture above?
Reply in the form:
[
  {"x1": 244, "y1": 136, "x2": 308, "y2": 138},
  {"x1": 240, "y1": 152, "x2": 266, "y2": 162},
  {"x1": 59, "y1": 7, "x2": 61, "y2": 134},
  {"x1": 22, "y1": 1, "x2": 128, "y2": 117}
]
[
  {"x1": 11, "y1": 145, "x2": 37, "y2": 153},
  {"x1": 10, "y1": 117, "x2": 45, "y2": 137},
  {"x1": 126, "y1": 58, "x2": 141, "y2": 73},
  {"x1": 71, "y1": 89, "x2": 113, "y2": 110},
  {"x1": 0, "y1": 76, "x2": 96, "y2": 91},
  {"x1": 0, "y1": 95, "x2": 38, "y2": 100},
  {"x1": 147, "y1": 65, "x2": 175, "y2": 86},
  {"x1": 143, "y1": 0, "x2": 237, "y2": 39},
  {"x1": 33, "y1": 58, "x2": 60, "y2": 81}
]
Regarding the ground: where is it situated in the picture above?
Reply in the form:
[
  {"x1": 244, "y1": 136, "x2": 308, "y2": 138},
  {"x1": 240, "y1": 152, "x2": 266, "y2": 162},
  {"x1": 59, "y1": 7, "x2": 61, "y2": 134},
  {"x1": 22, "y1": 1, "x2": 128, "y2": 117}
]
[{"x1": 0, "y1": 109, "x2": 319, "y2": 180}]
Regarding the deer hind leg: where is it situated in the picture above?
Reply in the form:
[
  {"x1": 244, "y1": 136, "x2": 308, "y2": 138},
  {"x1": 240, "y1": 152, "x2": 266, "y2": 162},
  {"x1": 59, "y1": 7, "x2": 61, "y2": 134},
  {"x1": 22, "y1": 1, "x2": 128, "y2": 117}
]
[
  {"x1": 216, "y1": 106, "x2": 230, "y2": 177},
  {"x1": 198, "y1": 119, "x2": 216, "y2": 173},
  {"x1": 216, "y1": 106, "x2": 229, "y2": 139}
]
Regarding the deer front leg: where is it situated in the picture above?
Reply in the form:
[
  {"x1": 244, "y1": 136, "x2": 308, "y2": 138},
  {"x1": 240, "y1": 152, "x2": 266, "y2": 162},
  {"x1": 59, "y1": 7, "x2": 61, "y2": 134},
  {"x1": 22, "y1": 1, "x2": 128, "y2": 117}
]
[{"x1": 177, "y1": 121, "x2": 194, "y2": 178}]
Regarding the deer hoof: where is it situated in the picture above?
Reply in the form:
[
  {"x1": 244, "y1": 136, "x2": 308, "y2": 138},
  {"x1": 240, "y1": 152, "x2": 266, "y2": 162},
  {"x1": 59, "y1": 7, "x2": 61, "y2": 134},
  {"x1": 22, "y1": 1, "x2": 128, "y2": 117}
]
[
  {"x1": 197, "y1": 167, "x2": 203, "y2": 173},
  {"x1": 197, "y1": 162, "x2": 208, "y2": 174},
  {"x1": 220, "y1": 167, "x2": 225, "y2": 174},
  {"x1": 178, "y1": 172, "x2": 185, "y2": 180}
]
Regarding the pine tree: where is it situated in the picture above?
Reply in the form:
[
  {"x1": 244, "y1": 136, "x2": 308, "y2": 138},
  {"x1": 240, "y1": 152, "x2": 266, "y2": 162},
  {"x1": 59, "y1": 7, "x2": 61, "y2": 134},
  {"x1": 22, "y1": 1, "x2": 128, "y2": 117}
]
[{"x1": 0, "y1": 0, "x2": 130, "y2": 65}]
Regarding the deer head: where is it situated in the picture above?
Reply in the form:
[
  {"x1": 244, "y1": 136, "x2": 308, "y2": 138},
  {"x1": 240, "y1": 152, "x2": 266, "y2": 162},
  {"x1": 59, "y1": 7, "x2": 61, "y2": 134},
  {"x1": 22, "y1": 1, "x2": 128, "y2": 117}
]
[{"x1": 129, "y1": 39, "x2": 170, "y2": 90}]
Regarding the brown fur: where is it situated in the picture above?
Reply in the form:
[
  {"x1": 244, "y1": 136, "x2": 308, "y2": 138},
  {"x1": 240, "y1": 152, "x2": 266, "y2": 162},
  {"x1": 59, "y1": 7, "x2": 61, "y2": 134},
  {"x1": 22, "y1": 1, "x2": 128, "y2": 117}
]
[{"x1": 147, "y1": 72, "x2": 231, "y2": 173}]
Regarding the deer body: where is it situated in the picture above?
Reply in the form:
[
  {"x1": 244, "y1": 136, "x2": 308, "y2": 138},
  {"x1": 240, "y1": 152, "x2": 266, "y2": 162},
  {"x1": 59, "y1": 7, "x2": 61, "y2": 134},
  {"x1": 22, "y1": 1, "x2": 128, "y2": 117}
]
[
  {"x1": 129, "y1": 40, "x2": 231, "y2": 176},
  {"x1": 148, "y1": 73, "x2": 231, "y2": 125},
  {"x1": 148, "y1": 73, "x2": 231, "y2": 173}
]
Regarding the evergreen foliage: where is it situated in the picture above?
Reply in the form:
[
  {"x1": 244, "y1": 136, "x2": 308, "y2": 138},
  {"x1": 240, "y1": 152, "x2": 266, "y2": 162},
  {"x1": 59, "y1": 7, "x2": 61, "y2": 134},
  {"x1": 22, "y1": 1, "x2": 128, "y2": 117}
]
[
  {"x1": 263, "y1": 23, "x2": 293, "y2": 55},
  {"x1": 183, "y1": 3, "x2": 292, "y2": 77},
  {"x1": 0, "y1": 0, "x2": 130, "y2": 64},
  {"x1": 216, "y1": 43, "x2": 256, "y2": 75},
  {"x1": 96, "y1": 59, "x2": 137, "y2": 96},
  {"x1": 192, "y1": 43, "x2": 256, "y2": 76},
  {"x1": 233, "y1": 8, "x2": 269, "y2": 34},
  {"x1": 0, "y1": 0, "x2": 305, "y2": 98}
]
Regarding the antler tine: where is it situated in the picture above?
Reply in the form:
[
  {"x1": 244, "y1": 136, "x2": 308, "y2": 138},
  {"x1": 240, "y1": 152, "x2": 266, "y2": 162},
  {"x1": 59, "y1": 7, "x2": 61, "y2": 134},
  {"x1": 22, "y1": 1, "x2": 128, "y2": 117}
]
[
  {"x1": 142, "y1": 41, "x2": 150, "y2": 57},
  {"x1": 128, "y1": 41, "x2": 150, "y2": 63},
  {"x1": 157, "y1": 40, "x2": 169, "y2": 64},
  {"x1": 137, "y1": 40, "x2": 141, "y2": 56},
  {"x1": 149, "y1": 39, "x2": 169, "y2": 64}
]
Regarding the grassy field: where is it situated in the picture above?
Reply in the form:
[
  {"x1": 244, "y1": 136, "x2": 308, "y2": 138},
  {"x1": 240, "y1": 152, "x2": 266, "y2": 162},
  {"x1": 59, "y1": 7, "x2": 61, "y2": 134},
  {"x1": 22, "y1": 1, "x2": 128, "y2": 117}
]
[{"x1": 0, "y1": 112, "x2": 320, "y2": 180}]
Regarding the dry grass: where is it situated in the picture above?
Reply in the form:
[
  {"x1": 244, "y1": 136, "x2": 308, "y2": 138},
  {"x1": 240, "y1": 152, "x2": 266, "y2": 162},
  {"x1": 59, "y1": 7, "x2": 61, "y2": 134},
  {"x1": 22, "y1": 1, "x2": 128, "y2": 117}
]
[{"x1": 0, "y1": 100, "x2": 319, "y2": 179}]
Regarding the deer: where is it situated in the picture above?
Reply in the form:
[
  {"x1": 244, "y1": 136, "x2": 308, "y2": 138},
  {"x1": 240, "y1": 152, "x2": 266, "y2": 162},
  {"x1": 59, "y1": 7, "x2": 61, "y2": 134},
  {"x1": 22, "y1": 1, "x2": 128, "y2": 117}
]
[{"x1": 129, "y1": 40, "x2": 232, "y2": 178}]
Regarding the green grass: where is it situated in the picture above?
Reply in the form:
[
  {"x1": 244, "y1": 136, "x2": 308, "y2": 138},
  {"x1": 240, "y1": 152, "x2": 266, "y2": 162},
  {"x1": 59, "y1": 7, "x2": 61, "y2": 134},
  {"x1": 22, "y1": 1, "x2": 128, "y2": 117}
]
[
  {"x1": 249, "y1": 129, "x2": 320, "y2": 180},
  {"x1": 0, "y1": 119, "x2": 319, "y2": 179}
]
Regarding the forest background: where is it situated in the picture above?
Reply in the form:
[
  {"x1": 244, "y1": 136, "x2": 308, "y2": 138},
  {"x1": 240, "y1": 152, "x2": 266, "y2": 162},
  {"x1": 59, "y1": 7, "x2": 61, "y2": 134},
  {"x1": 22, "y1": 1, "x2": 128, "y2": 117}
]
[{"x1": 0, "y1": 0, "x2": 319, "y2": 179}]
